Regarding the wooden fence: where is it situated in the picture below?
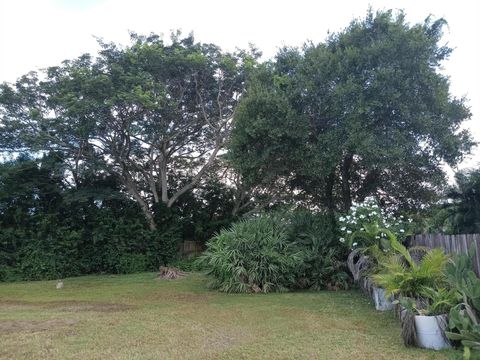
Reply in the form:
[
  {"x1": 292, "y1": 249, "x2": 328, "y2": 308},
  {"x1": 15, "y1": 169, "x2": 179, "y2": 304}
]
[
  {"x1": 179, "y1": 240, "x2": 203, "y2": 257},
  {"x1": 409, "y1": 233, "x2": 480, "y2": 275}
]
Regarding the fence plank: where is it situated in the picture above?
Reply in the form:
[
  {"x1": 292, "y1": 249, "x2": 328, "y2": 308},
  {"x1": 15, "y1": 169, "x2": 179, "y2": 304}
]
[{"x1": 409, "y1": 233, "x2": 480, "y2": 276}]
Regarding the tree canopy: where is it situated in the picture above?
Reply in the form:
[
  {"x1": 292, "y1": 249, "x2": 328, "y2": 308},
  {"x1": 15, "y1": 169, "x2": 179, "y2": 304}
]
[
  {"x1": 228, "y1": 10, "x2": 474, "y2": 212},
  {"x1": 0, "y1": 32, "x2": 258, "y2": 229}
]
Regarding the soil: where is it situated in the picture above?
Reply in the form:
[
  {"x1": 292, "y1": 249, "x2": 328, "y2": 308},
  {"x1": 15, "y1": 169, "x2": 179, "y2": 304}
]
[{"x1": 0, "y1": 319, "x2": 78, "y2": 334}]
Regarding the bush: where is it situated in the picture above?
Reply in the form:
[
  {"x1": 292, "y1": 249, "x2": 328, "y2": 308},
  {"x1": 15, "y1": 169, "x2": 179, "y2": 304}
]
[
  {"x1": 114, "y1": 254, "x2": 148, "y2": 274},
  {"x1": 19, "y1": 225, "x2": 84, "y2": 280},
  {"x1": 198, "y1": 210, "x2": 350, "y2": 293},
  {"x1": 168, "y1": 256, "x2": 202, "y2": 272},
  {"x1": 286, "y1": 210, "x2": 349, "y2": 290},
  {"x1": 338, "y1": 196, "x2": 415, "y2": 249},
  {"x1": 197, "y1": 215, "x2": 304, "y2": 293},
  {"x1": 0, "y1": 155, "x2": 232, "y2": 281}
]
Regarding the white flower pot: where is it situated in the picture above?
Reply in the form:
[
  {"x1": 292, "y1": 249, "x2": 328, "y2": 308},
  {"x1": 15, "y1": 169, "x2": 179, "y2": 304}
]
[
  {"x1": 414, "y1": 314, "x2": 450, "y2": 350},
  {"x1": 372, "y1": 286, "x2": 393, "y2": 311}
]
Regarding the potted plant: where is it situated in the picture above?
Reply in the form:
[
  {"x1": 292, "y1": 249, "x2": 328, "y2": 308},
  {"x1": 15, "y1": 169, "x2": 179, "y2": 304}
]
[
  {"x1": 373, "y1": 243, "x2": 452, "y2": 349},
  {"x1": 398, "y1": 287, "x2": 457, "y2": 350}
]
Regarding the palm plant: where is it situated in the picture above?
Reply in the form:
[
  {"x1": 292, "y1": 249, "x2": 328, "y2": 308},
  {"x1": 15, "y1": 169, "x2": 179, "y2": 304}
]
[
  {"x1": 399, "y1": 287, "x2": 459, "y2": 316},
  {"x1": 196, "y1": 215, "x2": 305, "y2": 293},
  {"x1": 373, "y1": 247, "x2": 449, "y2": 298}
]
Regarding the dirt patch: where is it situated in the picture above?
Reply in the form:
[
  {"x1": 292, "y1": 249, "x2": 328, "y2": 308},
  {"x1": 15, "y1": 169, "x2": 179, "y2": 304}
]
[
  {"x1": 50, "y1": 302, "x2": 134, "y2": 313},
  {"x1": 201, "y1": 327, "x2": 249, "y2": 353},
  {"x1": 0, "y1": 300, "x2": 134, "y2": 313},
  {"x1": 148, "y1": 292, "x2": 211, "y2": 303},
  {"x1": 0, "y1": 319, "x2": 78, "y2": 334}
]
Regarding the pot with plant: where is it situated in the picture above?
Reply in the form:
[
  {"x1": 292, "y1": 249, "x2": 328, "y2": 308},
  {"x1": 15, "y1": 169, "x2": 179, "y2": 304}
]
[
  {"x1": 398, "y1": 287, "x2": 457, "y2": 350},
  {"x1": 373, "y1": 239, "x2": 453, "y2": 350}
]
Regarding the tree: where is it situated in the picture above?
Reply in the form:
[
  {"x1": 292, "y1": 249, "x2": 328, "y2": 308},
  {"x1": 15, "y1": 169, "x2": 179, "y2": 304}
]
[
  {"x1": 423, "y1": 168, "x2": 480, "y2": 234},
  {"x1": 229, "y1": 10, "x2": 474, "y2": 212},
  {"x1": 0, "y1": 33, "x2": 257, "y2": 229}
]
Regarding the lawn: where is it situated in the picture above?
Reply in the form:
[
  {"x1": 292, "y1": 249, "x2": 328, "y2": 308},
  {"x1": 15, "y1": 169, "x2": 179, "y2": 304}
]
[{"x1": 0, "y1": 273, "x2": 458, "y2": 360}]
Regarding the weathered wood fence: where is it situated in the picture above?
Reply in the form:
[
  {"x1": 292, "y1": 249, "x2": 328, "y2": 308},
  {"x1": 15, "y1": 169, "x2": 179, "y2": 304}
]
[
  {"x1": 179, "y1": 240, "x2": 203, "y2": 257},
  {"x1": 409, "y1": 233, "x2": 480, "y2": 275}
]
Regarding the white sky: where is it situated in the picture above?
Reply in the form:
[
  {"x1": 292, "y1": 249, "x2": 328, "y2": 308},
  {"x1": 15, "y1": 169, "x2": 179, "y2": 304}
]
[{"x1": 1, "y1": 0, "x2": 479, "y2": 172}]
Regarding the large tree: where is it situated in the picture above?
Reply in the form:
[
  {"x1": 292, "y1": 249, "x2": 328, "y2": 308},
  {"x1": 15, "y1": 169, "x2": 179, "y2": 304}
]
[
  {"x1": 229, "y1": 10, "x2": 474, "y2": 212},
  {"x1": 0, "y1": 33, "x2": 257, "y2": 229}
]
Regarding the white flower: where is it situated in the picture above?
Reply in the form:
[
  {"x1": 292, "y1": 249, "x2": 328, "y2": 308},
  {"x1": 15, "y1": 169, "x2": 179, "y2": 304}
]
[
  {"x1": 369, "y1": 212, "x2": 376, "y2": 216},
  {"x1": 408, "y1": 218, "x2": 413, "y2": 223},
  {"x1": 400, "y1": 229, "x2": 405, "y2": 233},
  {"x1": 359, "y1": 214, "x2": 365, "y2": 219},
  {"x1": 352, "y1": 242, "x2": 358, "y2": 247},
  {"x1": 341, "y1": 227, "x2": 346, "y2": 231},
  {"x1": 400, "y1": 215, "x2": 404, "y2": 219},
  {"x1": 346, "y1": 215, "x2": 351, "y2": 220},
  {"x1": 360, "y1": 228, "x2": 365, "y2": 231},
  {"x1": 339, "y1": 237, "x2": 345, "y2": 243},
  {"x1": 347, "y1": 230, "x2": 352, "y2": 234},
  {"x1": 339, "y1": 217, "x2": 345, "y2": 221},
  {"x1": 375, "y1": 236, "x2": 380, "y2": 239}
]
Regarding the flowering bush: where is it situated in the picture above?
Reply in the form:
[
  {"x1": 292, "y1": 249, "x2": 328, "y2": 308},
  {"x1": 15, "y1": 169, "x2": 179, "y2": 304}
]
[{"x1": 338, "y1": 197, "x2": 414, "y2": 249}]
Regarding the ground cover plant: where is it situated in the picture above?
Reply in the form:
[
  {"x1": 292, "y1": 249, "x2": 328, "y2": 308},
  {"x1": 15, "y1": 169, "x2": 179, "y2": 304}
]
[{"x1": 0, "y1": 272, "x2": 458, "y2": 360}]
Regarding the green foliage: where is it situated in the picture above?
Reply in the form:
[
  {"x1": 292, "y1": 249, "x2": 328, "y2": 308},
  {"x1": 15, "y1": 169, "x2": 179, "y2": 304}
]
[
  {"x1": 197, "y1": 210, "x2": 350, "y2": 293},
  {"x1": 0, "y1": 32, "x2": 257, "y2": 230},
  {"x1": 445, "y1": 249, "x2": 480, "y2": 358},
  {"x1": 286, "y1": 209, "x2": 349, "y2": 290},
  {"x1": 398, "y1": 287, "x2": 459, "y2": 316},
  {"x1": 115, "y1": 254, "x2": 148, "y2": 274},
  {"x1": 197, "y1": 215, "x2": 303, "y2": 293},
  {"x1": 168, "y1": 256, "x2": 202, "y2": 272},
  {"x1": 422, "y1": 169, "x2": 480, "y2": 235},
  {"x1": 0, "y1": 155, "x2": 180, "y2": 281},
  {"x1": 373, "y1": 247, "x2": 448, "y2": 298},
  {"x1": 229, "y1": 10, "x2": 473, "y2": 212}
]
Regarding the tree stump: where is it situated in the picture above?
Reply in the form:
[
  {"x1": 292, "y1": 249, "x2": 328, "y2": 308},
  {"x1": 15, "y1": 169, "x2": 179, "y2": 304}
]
[{"x1": 157, "y1": 266, "x2": 187, "y2": 280}]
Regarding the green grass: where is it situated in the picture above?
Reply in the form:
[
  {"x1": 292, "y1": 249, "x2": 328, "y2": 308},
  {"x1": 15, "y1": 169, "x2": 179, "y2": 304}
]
[{"x1": 0, "y1": 273, "x2": 459, "y2": 359}]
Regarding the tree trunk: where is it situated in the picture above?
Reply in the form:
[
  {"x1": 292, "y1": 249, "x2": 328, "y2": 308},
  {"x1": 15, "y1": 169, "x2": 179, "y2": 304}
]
[
  {"x1": 122, "y1": 169, "x2": 157, "y2": 230},
  {"x1": 160, "y1": 160, "x2": 169, "y2": 204},
  {"x1": 324, "y1": 171, "x2": 336, "y2": 214},
  {"x1": 341, "y1": 153, "x2": 354, "y2": 211}
]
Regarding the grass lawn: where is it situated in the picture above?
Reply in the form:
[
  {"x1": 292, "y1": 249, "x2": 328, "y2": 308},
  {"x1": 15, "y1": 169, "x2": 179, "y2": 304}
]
[{"x1": 0, "y1": 273, "x2": 459, "y2": 359}]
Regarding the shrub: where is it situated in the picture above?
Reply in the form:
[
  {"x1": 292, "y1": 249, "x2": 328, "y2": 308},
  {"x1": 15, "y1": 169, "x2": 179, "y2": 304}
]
[
  {"x1": 115, "y1": 254, "x2": 148, "y2": 274},
  {"x1": 197, "y1": 215, "x2": 304, "y2": 293},
  {"x1": 167, "y1": 256, "x2": 202, "y2": 272},
  {"x1": 19, "y1": 226, "x2": 83, "y2": 280},
  {"x1": 198, "y1": 210, "x2": 350, "y2": 293},
  {"x1": 338, "y1": 196, "x2": 414, "y2": 249},
  {"x1": 286, "y1": 210, "x2": 349, "y2": 290},
  {"x1": 445, "y1": 248, "x2": 480, "y2": 358}
]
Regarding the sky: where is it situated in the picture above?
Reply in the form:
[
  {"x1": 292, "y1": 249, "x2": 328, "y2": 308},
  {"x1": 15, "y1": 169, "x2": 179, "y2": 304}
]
[{"x1": 0, "y1": 0, "x2": 479, "y2": 172}]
